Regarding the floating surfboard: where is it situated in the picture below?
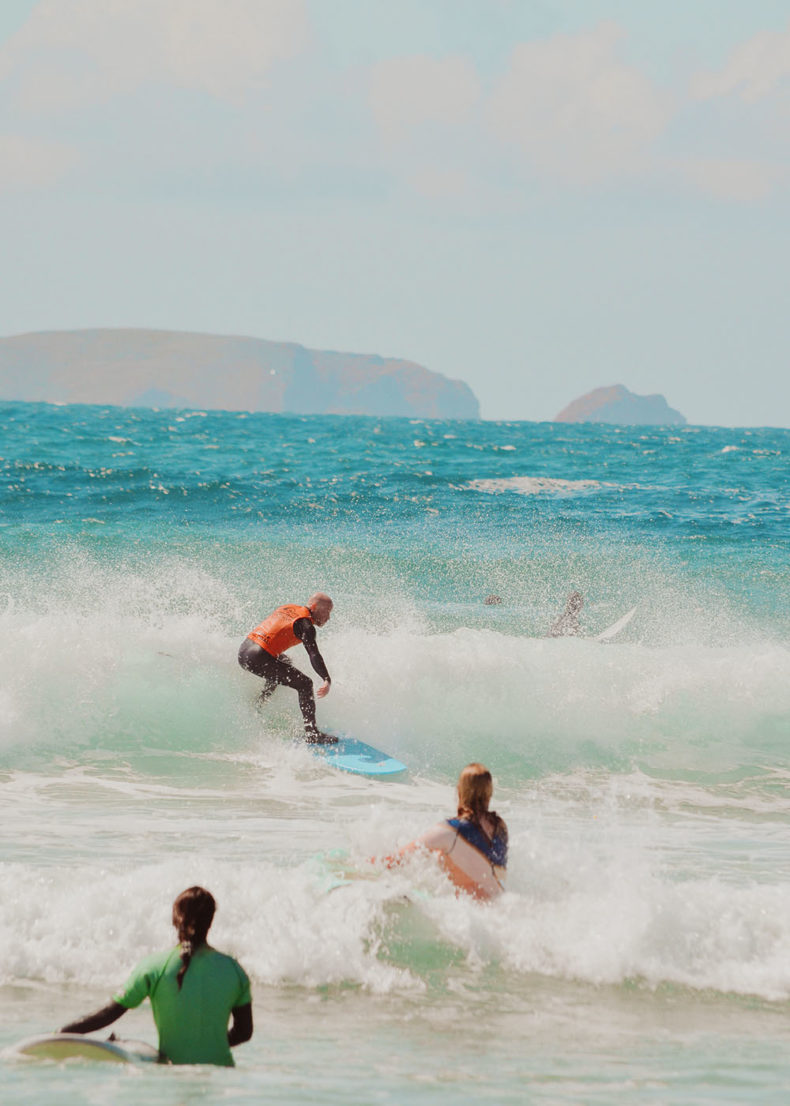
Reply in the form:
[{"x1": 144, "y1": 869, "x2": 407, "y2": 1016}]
[
  {"x1": 595, "y1": 606, "x2": 637, "y2": 642},
  {"x1": 13, "y1": 1034, "x2": 160, "y2": 1064},
  {"x1": 308, "y1": 734, "x2": 408, "y2": 779}
]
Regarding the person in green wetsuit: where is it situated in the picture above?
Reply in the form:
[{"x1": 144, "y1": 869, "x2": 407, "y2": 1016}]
[{"x1": 60, "y1": 886, "x2": 253, "y2": 1066}]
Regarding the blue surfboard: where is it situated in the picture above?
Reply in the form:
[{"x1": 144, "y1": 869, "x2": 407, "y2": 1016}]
[{"x1": 309, "y1": 734, "x2": 407, "y2": 779}]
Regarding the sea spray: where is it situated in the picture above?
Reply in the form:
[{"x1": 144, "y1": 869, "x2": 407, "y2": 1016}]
[{"x1": 1, "y1": 402, "x2": 789, "y2": 1105}]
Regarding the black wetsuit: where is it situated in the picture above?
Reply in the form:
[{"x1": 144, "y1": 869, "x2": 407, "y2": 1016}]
[{"x1": 238, "y1": 617, "x2": 330, "y2": 737}]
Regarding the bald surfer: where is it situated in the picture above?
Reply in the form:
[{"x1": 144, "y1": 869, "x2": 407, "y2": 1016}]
[{"x1": 238, "y1": 592, "x2": 336, "y2": 743}]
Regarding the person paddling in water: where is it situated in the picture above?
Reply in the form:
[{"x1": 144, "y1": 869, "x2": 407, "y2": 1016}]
[
  {"x1": 238, "y1": 592, "x2": 335, "y2": 744},
  {"x1": 382, "y1": 762, "x2": 508, "y2": 901},
  {"x1": 60, "y1": 886, "x2": 253, "y2": 1066},
  {"x1": 548, "y1": 590, "x2": 584, "y2": 637}
]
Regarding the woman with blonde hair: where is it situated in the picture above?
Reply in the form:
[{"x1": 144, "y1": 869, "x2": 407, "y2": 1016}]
[{"x1": 385, "y1": 763, "x2": 508, "y2": 900}]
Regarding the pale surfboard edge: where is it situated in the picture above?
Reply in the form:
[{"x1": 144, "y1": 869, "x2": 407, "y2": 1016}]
[
  {"x1": 12, "y1": 1033, "x2": 161, "y2": 1064},
  {"x1": 595, "y1": 606, "x2": 638, "y2": 642},
  {"x1": 309, "y1": 734, "x2": 408, "y2": 779}
]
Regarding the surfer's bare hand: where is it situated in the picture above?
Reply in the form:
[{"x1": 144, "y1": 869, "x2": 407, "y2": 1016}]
[{"x1": 316, "y1": 678, "x2": 331, "y2": 698}]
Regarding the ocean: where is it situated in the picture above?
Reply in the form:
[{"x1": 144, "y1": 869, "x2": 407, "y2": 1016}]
[{"x1": 1, "y1": 400, "x2": 789, "y2": 1104}]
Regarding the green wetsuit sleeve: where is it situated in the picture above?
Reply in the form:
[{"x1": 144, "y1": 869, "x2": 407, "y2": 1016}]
[{"x1": 113, "y1": 949, "x2": 174, "y2": 1009}]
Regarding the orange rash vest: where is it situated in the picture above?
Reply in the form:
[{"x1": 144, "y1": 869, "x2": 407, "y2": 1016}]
[{"x1": 247, "y1": 605, "x2": 313, "y2": 656}]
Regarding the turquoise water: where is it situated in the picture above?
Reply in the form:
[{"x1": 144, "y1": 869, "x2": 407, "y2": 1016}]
[{"x1": 1, "y1": 401, "x2": 789, "y2": 1103}]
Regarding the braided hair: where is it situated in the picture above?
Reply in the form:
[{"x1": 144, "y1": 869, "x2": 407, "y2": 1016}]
[
  {"x1": 456, "y1": 763, "x2": 508, "y2": 843},
  {"x1": 172, "y1": 886, "x2": 216, "y2": 991}
]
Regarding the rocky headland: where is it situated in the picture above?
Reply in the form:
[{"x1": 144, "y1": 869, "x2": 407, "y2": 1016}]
[
  {"x1": 0, "y1": 329, "x2": 480, "y2": 420},
  {"x1": 555, "y1": 384, "x2": 686, "y2": 426}
]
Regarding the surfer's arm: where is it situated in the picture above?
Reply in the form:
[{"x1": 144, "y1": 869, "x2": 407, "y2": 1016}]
[
  {"x1": 382, "y1": 841, "x2": 419, "y2": 867},
  {"x1": 381, "y1": 823, "x2": 455, "y2": 867},
  {"x1": 294, "y1": 618, "x2": 331, "y2": 695},
  {"x1": 59, "y1": 1001, "x2": 126, "y2": 1034},
  {"x1": 375, "y1": 836, "x2": 423, "y2": 867},
  {"x1": 228, "y1": 1003, "x2": 253, "y2": 1047}
]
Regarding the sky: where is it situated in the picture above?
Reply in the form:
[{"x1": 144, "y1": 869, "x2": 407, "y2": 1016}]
[{"x1": 0, "y1": 1, "x2": 789, "y2": 426}]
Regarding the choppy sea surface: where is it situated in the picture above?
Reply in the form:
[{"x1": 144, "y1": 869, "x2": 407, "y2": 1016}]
[{"x1": 1, "y1": 400, "x2": 789, "y2": 1104}]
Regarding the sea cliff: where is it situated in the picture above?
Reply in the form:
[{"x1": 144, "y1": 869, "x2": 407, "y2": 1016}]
[{"x1": 0, "y1": 328, "x2": 480, "y2": 419}]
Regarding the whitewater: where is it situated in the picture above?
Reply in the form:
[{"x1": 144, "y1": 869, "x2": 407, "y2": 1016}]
[{"x1": 1, "y1": 401, "x2": 789, "y2": 1104}]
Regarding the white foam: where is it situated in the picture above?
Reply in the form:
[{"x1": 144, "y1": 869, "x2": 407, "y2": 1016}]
[
  {"x1": 4, "y1": 783, "x2": 790, "y2": 1001},
  {"x1": 1, "y1": 550, "x2": 789, "y2": 1003},
  {"x1": 467, "y1": 476, "x2": 606, "y2": 495}
]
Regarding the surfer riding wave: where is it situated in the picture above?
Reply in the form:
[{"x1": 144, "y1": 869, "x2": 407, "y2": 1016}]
[{"x1": 238, "y1": 592, "x2": 335, "y2": 743}]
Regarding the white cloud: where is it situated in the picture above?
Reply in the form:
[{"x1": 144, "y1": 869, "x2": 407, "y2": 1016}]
[
  {"x1": 406, "y1": 165, "x2": 470, "y2": 201},
  {"x1": 691, "y1": 21, "x2": 790, "y2": 104},
  {"x1": 2, "y1": 5, "x2": 785, "y2": 209},
  {"x1": 0, "y1": 132, "x2": 77, "y2": 191},
  {"x1": 0, "y1": 0, "x2": 310, "y2": 111},
  {"x1": 487, "y1": 22, "x2": 671, "y2": 185},
  {"x1": 369, "y1": 55, "x2": 480, "y2": 142},
  {"x1": 682, "y1": 23, "x2": 790, "y2": 202},
  {"x1": 681, "y1": 157, "x2": 785, "y2": 203}
]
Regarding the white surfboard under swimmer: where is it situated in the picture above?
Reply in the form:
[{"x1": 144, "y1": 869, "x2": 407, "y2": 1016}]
[
  {"x1": 595, "y1": 606, "x2": 638, "y2": 642},
  {"x1": 12, "y1": 1034, "x2": 160, "y2": 1064}
]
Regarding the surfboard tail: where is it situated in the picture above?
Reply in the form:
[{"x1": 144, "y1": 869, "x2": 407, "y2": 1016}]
[{"x1": 595, "y1": 606, "x2": 638, "y2": 642}]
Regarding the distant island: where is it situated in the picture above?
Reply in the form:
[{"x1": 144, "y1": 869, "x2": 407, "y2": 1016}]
[
  {"x1": 0, "y1": 328, "x2": 480, "y2": 420},
  {"x1": 555, "y1": 384, "x2": 686, "y2": 426}
]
